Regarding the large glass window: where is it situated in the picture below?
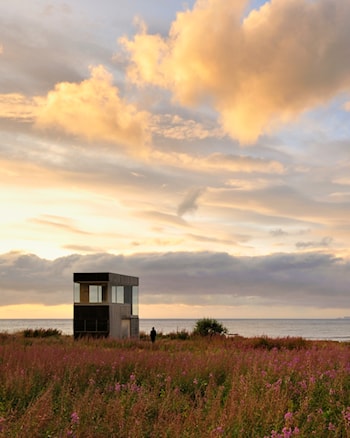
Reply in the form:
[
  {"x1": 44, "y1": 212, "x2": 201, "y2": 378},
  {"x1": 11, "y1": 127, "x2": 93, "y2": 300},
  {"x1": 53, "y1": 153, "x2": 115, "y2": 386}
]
[
  {"x1": 74, "y1": 283, "x2": 80, "y2": 303},
  {"x1": 132, "y1": 286, "x2": 139, "y2": 316},
  {"x1": 89, "y1": 285, "x2": 102, "y2": 303},
  {"x1": 111, "y1": 286, "x2": 124, "y2": 303}
]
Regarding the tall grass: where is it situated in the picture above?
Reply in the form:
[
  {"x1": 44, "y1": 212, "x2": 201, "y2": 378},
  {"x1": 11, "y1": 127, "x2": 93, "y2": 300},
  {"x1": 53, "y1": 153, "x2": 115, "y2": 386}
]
[{"x1": 0, "y1": 334, "x2": 349, "y2": 437}]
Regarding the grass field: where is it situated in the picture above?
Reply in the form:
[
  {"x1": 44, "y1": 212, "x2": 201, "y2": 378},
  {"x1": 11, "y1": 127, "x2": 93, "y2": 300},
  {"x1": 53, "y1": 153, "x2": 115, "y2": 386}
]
[{"x1": 0, "y1": 332, "x2": 349, "y2": 437}]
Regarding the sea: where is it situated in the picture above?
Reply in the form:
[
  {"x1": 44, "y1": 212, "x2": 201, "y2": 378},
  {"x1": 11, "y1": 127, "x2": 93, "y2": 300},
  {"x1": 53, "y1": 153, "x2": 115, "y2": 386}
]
[{"x1": 0, "y1": 318, "x2": 349, "y2": 341}]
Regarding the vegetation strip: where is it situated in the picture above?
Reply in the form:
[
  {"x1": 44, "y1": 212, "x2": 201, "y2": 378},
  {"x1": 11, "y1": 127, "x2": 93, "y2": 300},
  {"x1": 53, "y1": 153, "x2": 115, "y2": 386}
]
[{"x1": 0, "y1": 327, "x2": 349, "y2": 437}]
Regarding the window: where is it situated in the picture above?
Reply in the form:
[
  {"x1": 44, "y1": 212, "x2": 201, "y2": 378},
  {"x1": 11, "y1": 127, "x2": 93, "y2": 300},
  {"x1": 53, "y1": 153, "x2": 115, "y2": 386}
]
[
  {"x1": 89, "y1": 285, "x2": 102, "y2": 303},
  {"x1": 111, "y1": 286, "x2": 124, "y2": 303},
  {"x1": 74, "y1": 283, "x2": 80, "y2": 303},
  {"x1": 132, "y1": 286, "x2": 139, "y2": 316}
]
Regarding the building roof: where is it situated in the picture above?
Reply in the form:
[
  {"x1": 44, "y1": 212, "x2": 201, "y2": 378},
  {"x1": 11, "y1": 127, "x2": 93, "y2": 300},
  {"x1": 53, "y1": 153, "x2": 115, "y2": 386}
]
[{"x1": 73, "y1": 272, "x2": 139, "y2": 286}]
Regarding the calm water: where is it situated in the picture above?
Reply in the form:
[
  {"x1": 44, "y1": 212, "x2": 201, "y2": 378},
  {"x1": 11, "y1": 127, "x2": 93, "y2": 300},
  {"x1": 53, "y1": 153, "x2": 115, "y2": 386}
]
[{"x1": 0, "y1": 318, "x2": 349, "y2": 341}]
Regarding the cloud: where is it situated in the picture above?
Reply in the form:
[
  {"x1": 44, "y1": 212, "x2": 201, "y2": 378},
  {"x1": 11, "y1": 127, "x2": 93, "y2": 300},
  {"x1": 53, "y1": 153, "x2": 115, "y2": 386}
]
[
  {"x1": 150, "y1": 113, "x2": 225, "y2": 140},
  {"x1": 177, "y1": 187, "x2": 204, "y2": 216},
  {"x1": 0, "y1": 251, "x2": 349, "y2": 310},
  {"x1": 270, "y1": 228, "x2": 288, "y2": 237},
  {"x1": 0, "y1": 66, "x2": 152, "y2": 153},
  {"x1": 34, "y1": 65, "x2": 151, "y2": 151},
  {"x1": 296, "y1": 236, "x2": 333, "y2": 249},
  {"x1": 121, "y1": 0, "x2": 350, "y2": 143},
  {"x1": 29, "y1": 215, "x2": 92, "y2": 236},
  {"x1": 152, "y1": 151, "x2": 285, "y2": 174},
  {"x1": 0, "y1": 93, "x2": 35, "y2": 121}
]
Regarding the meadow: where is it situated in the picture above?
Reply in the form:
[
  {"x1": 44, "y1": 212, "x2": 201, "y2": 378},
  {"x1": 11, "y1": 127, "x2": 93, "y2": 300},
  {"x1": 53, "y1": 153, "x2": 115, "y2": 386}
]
[{"x1": 0, "y1": 332, "x2": 349, "y2": 437}]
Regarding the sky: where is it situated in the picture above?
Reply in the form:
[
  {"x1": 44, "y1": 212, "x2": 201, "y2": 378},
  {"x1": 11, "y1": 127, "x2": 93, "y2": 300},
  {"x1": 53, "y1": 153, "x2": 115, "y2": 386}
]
[{"x1": 1, "y1": 0, "x2": 350, "y2": 319}]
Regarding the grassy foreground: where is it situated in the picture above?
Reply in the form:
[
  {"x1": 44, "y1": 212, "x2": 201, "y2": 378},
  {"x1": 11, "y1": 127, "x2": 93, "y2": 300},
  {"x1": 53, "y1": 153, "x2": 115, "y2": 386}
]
[{"x1": 0, "y1": 333, "x2": 349, "y2": 437}]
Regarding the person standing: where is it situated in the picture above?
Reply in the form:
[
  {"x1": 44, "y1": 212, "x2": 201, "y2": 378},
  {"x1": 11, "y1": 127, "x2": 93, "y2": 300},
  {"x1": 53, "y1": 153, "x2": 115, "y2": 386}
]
[{"x1": 150, "y1": 327, "x2": 157, "y2": 343}]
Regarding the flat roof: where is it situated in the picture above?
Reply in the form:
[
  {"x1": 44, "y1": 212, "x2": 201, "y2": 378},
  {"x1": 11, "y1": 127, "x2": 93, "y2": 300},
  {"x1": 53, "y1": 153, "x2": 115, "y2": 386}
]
[{"x1": 73, "y1": 272, "x2": 139, "y2": 286}]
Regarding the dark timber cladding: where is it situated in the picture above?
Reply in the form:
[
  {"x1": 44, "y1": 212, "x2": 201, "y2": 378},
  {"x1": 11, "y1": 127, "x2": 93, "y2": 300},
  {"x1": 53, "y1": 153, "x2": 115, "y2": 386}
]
[
  {"x1": 73, "y1": 272, "x2": 138, "y2": 286},
  {"x1": 73, "y1": 271, "x2": 139, "y2": 339}
]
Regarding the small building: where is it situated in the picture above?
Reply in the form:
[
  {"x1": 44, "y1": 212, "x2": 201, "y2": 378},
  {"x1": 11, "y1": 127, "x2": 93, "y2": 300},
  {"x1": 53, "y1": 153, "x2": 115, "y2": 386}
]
[{"x1": 73, "y1": 272, "x2": 139, "y2": 339}]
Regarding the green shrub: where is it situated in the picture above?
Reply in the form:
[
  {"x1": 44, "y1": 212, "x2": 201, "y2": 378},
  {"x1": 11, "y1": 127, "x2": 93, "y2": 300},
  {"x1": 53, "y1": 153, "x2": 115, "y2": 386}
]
[{"x1": 193, "y1": 318, "x2": 228, "y2": 336}]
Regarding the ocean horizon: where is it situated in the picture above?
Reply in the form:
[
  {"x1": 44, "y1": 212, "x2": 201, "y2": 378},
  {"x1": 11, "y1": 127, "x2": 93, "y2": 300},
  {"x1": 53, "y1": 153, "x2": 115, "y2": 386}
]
[{"x1": 0, "y1": 318, "x2": 349, "y2": 342}]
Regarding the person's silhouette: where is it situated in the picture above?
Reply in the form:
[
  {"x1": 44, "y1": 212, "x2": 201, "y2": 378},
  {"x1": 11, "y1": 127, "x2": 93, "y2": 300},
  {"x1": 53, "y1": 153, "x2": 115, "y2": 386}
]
[{"x1": 150, "y1": 327, "x2": 156, "y2": 343}]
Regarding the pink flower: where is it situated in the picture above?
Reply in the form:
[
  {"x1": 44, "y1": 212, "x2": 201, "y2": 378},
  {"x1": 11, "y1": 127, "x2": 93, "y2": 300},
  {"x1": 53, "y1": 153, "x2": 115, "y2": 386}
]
[
  {"x1": 282, "y1": 426, "x2": 292, "y2": 438},
  {"x1": 284, "y1": 412, "x2": 293, "y2": 422},
  {"x1": 342, "y1": 407, "x2": 350, "y2": 424},
  {"x1": 212, "y1": 425, "x2": 224, "y2": 435},
  {"x1": 70, "y1": 412, "x2": 79, "y2": 424},
  {"x1": 328, "y1": 422, "x2": 336, "y2": 431}
]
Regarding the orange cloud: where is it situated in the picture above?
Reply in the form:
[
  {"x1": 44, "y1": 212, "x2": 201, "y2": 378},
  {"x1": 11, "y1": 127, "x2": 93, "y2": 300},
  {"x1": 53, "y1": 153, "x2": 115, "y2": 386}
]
[
  {"x1": 121, "y1": 0, "x2": 350, "y2": 143},
  {"x1": 34, "y1": 65, "x2": 150, "y2": 151}
]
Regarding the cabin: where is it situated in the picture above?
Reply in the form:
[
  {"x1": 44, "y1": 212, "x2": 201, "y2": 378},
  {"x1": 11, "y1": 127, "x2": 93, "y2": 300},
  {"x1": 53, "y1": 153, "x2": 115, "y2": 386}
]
[{"x1": 73, "y1": 272, "x2": 139, "y2": 339}]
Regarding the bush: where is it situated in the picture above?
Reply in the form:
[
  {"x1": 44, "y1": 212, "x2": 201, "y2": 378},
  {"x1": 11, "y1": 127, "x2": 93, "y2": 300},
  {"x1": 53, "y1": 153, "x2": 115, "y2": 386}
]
[
  {"x1": 193, "y1": 318, "x2": 228, "y2": 337},
  {"x1": 22, "y1": 328, "x2": 62, "y2": 338},
  {"x1": 167, "y1": 329, "x2": 190, "y2": 340}
]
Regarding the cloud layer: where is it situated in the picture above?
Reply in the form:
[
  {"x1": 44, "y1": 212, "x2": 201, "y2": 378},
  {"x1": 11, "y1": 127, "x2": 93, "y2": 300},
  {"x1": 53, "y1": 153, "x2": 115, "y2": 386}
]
[{"x1": 0, "y1": 251, "x2": 349, "y2": 313}]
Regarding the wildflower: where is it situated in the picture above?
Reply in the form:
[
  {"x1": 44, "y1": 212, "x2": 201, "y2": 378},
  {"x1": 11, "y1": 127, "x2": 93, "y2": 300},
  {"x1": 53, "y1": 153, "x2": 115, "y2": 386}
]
[
  {"x1": 130, "y1": 383, "x2": 141, "y2": 392},
  {"x1": 342, "y1": 407, "x2": 350, "y2": 425},
  {"x1": 115, "y1": 382, "x2": 121, "y2": 392},
  {"x1": 328, "y1": 422, "x2": 336, "y2": 431},
  {"x1": 309, "y1": 376, "x2": 315, "y2": 384},
  {"x1": 284, "y1": 412, "x2": 293, "y2": 422},
  {"x1": 129, "y1": 373, "x2": 136, "y2": 381},
  {"x1": 70, "y1": 412, "x2": 80, "y2": 424},
  {"x1": 211, "y1": 425, "x2": 224, "y2": 435},
  {"x1": 193, "y1": 378, "x2": 198, "y2": 385}
]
